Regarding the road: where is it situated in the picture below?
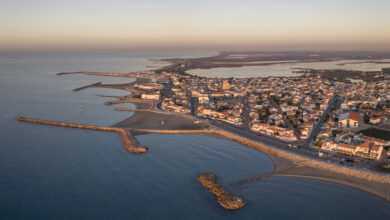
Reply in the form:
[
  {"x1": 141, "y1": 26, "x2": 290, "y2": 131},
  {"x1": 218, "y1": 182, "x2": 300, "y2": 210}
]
[
  {"x1": 242, "y1": 97, "x2": 251, "y2": 129},
  {"x1": 301, "y1": 94, "x2": 341, "y2": 148},
  {"x1": 269, "y1": 97, "x2": 301, "y2": 141},
  {"x1": 207, "y1": 119, "x2": 289, "y2": 148}
]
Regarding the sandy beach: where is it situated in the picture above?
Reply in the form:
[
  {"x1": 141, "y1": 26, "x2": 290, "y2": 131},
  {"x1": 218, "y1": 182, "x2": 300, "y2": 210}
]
[{"x1": 114, "y1": 110, "x2": 209, "y2": 130}]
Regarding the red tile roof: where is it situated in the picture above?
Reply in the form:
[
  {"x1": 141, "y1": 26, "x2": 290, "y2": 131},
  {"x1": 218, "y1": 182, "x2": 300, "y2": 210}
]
[
  {"x1": 338, "y1": 143, "x2": 357, "y2": 150},
  {"x1": 348, "y1": 112, "x2": 360, "y2": 121}
]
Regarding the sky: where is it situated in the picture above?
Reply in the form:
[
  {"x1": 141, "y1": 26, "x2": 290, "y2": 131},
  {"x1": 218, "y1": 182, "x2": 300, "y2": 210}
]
[{"x1": 1, "y1": 0, "x2": 390, "y2": 52}]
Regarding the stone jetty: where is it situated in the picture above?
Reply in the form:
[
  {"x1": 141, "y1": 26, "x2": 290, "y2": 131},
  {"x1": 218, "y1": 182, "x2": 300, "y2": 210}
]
[
  {"x1": 16, "y1": 116, "x2": 147, "y2": 154},
  {"x1": 197, "y1": 173, "x2": 246, "y2": 210},
  {"x1": 231, "y1": 173, "x2": 274, "y2": 187},
  {"x1": 72, "y1": 82, "x2": 102, "y2": 91},
  {"x1": 104, "y1": 97, "x2": 152, "y2": 106},
  {"x1": 114, "y1": 107, "x2": 172, "y2": 115}
]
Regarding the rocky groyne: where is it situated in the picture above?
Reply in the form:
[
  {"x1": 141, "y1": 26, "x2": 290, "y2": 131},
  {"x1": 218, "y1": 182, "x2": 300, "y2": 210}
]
[
  {"x1": 104, "y1": 97, "x2": 152, "y2": 106},
  {"x1": 16, "y1": 116, "x2": 148, "y2": 154},
  {"x1": 115, "y1": 108, "x2": 171, "y2": 114},
  {"x1": 72, "y1": 82, "x2": 102, "y2": 91},
  {"x1": 231, "y1": 173, "x2": 273, "y2": 187},
  {"x1": 197, "y1": 173, "x2": 246, "y2": 210}
]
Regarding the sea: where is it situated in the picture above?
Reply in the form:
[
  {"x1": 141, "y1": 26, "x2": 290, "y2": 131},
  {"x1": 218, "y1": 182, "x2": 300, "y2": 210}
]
[{"x1": 0, "y1": 51, "x2": 390, "y2": 219}]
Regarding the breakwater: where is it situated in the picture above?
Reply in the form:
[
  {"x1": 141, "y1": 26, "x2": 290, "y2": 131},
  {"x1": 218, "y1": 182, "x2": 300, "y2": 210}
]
[
  {"x1": 16, "y1": 117, "x2": 147, "y2": 154},
  {"x1": 72, "y1": 82, "x2": 102, "y2": 91},
  {"x1": 56, "y1": 71, "x2": 122, "y2": 76},
  {"x1": 231, "y1": 173, "x2": 273, "y2": 187},
  {"x1": 197, "y1": 173, "x2": 246, "y2": 210},
  {"x1": 131, "y1": 128, "x2": 214, "y2": 134},
  {"x1": 55, "y1": 71, "x2": 151, "y2": 78},
  {"x1": 115, "y1": 108, "x2": 171, "y2": 114},
  {"x1": 104, "y1": 97, "x2": 152, "y2": 106}
]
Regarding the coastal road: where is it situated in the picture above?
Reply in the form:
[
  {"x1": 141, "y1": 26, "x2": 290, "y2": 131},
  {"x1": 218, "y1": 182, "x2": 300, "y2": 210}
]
[
  {"x1": 206, "y1": 119, "x2": 289, "y2": 149},
  {"x1": 205, "y1": 118, "x2": 329, "y2": 160}
]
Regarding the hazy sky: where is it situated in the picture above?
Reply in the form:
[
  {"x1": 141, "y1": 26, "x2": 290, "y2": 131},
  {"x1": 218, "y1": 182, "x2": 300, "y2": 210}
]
[{"x1": 1, "y1": 0, "x2": 390, "y2": 51}]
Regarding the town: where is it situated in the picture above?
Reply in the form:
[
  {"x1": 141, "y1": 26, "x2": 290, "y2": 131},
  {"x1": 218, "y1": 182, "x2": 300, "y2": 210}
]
[{"x1": 125, "y1": 68, "x2": 390, "y2": 170}]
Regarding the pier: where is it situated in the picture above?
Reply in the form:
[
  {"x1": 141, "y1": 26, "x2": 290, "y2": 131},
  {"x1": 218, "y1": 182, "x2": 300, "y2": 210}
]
[
  {"x1": 197, "y1": 173, "x2": 246, "y2": 210},
  {"x1": 16, "y1": 117, "x2": 147, "y2": 154}
]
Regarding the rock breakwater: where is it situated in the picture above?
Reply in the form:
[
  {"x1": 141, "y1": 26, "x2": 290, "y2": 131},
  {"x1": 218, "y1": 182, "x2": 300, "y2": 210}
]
[
  {"x1": 16, "y1": 116, "x2": 148, "y2": 154},
  {"x1": 197, "y1": 173, "x2": 246, "y2": 210}
]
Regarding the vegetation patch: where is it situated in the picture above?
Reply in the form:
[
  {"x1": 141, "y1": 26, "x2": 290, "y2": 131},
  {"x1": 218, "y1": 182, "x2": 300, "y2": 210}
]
[{"x1": 377, "y1": 163, "x2": 390, "y2": 172}]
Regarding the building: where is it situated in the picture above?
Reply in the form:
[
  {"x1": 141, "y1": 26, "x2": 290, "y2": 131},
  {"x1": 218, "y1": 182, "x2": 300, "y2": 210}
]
[
  {"x1": 338, "y1": 112, "x2": 359, "y2": 128},
  {"x1": 222, "y1": 80, "x2": 230, "y2": 90},
  {"x1": 141, "y1": 93, "x2": 160, "y2": 100},
  {"x1": 336, "y1": 142, "x2": 383, "y2": 160}
]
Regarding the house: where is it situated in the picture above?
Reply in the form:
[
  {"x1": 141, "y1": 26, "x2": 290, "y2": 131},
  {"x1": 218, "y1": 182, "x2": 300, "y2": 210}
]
[
  {"x1": 321, "y1": 140, "x2": 338, "y2": 151},
  {"x1": 369, "y1": 116, "x2": 381, "y2": 125},
  {"x1": 141, "y1": 93, "x2": 160, "y2": 100},
  {"x1": 336, "y1": 141, "x2": 383, "y2": 160},
  {"x1": 338, "y1": 112, "x2": 359, "y2": 128}
]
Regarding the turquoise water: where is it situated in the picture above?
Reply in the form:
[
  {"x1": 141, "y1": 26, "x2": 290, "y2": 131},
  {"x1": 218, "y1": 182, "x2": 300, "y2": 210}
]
[{"x1": 1, "y1": 51, "x2": 390, "y2": 219}]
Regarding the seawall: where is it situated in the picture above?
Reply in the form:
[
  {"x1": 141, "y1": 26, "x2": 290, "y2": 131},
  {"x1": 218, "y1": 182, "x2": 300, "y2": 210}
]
[{"x1": 16, "y1": 116, "x2": 147, "y2": 154}]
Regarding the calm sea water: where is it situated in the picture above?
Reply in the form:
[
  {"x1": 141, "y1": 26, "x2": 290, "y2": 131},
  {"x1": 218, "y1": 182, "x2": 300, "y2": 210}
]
[{"x1": 1, "y1": 51, "x2": 390, "y2": 219}]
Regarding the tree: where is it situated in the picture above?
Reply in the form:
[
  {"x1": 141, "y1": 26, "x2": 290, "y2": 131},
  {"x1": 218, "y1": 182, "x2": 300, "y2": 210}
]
[
  {"x1": 376, "y1": 102, "x2": 384, "y2": 110},
  {"x1": 363, "y1": 114, "x2": 369, "y2": 123},
  {"x1": 315, "y1": 138, "x2": 324, "y2": 148}
]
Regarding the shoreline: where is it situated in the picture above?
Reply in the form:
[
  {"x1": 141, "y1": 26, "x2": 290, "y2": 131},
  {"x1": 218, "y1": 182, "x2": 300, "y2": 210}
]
[
  {"x1": 111, "y1": 101, "x2": 390, "y2": 202},
  {"x1": 272, "y1": 174, "x2": 390, "y2": 202},
  {"x1": 93, "y1": 86, "x2": 390, "y2": 202}
]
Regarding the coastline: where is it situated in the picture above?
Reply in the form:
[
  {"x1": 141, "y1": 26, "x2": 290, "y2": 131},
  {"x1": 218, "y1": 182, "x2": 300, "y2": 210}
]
[
  {"x1": 48, "y1": 67, "x2": 390, "y2": 204},
  {"x1": 273, "y1": 174, "x2": 390, "y2": 203},
  {"x1": 110, "y1": 98, "x2": 390, "y2": 202}
]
